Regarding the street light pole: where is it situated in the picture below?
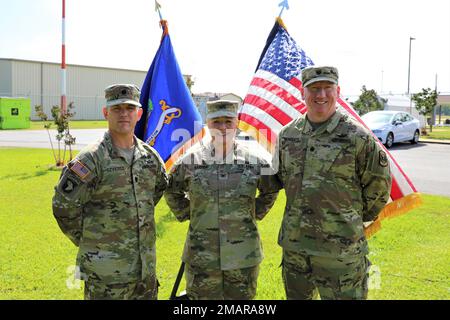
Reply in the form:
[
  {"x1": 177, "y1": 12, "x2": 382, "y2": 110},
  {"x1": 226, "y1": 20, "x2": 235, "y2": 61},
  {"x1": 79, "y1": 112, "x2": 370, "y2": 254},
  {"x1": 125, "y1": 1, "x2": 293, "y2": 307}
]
[
  {"x1": 61, "y1": 0, "x2": 66, "y2": 116},
  {"x1": 407, "y1": 36, "x2": 415, "y2": 114}
]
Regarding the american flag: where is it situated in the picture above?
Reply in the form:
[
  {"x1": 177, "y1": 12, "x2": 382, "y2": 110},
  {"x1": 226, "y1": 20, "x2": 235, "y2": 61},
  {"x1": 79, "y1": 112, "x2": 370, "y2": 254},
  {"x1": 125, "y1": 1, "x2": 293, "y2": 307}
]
[
  {"x1": 238, "y1": 18, "x2": 422, "y2": 237},
  {"x1": 238, "y1": 18, "x2": 314, "y2": 151},
  {"x1": 70, "y1": 160, "x2": 91, "y2": 180}
]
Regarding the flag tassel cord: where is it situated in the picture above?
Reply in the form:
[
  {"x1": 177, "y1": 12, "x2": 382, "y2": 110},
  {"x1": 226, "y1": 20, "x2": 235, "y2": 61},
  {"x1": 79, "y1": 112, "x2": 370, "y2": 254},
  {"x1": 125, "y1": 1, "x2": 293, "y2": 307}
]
[
  {"x1": 160, "y1": 20, "x2": 169, "y2": 37},
  {"x1": 276, "y1": 17, "x2": 287, "y2": 30}
]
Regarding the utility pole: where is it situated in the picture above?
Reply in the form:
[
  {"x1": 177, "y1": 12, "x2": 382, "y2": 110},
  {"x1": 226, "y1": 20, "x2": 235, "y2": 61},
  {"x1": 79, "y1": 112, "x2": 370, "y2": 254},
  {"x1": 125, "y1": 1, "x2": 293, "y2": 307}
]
[
  {"x1": 433, "y1": 73, "x2": 438, "y2": 125},
  {"x1": 407, "y1": 36, "x2": 415, "y2": 114}
]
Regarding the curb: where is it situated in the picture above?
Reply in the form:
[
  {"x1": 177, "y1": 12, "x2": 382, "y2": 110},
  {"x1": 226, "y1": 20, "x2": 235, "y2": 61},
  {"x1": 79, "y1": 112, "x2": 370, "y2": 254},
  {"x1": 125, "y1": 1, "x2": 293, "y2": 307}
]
[{"x1": 420, "y1": 139, "x2": 450, "y2": 145}]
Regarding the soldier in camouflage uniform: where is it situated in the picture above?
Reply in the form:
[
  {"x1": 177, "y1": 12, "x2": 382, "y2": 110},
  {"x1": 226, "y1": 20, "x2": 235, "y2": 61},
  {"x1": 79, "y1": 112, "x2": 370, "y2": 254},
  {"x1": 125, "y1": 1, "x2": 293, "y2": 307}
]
[
  {"x1": 52, "y1": 84, "x2": 168, "y2": 300},
  {"x1": 165, "y1": 100, "x2": 281, "y2": 300},
  {"x1": 274, "y1": 66, "x2": 392, "y2": 300}
]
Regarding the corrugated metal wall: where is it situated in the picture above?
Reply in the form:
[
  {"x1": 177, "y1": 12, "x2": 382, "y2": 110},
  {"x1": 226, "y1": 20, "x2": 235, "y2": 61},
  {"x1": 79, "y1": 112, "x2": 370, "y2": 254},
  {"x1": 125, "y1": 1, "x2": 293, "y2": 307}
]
[
  {"x1": 2, "y1": 59, "x2": 148, "y2": 120},
  {"x1": 0, "y1": 60, "x2": 12, "y2": 95}
]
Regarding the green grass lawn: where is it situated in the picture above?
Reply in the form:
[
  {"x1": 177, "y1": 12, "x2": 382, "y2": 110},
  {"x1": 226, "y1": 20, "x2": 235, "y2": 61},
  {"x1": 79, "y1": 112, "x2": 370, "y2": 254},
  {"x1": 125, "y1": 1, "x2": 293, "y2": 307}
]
[
  {"x1": 1, "y1": 147, "x2": 449, "y2": 300},
  {"x1": 27, "y1": 120, "x2": 108, "y2": 130},
  {"x1": 423, "y1": 126, "x2": 450, "y2": 140}
]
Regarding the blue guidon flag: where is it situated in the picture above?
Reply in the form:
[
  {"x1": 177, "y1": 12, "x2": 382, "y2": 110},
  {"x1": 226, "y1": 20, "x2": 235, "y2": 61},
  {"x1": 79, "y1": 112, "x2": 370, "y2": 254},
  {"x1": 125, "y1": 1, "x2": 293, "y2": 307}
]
[{"x1": 135, "y1": 20, "x2": 204, "y2": 170}]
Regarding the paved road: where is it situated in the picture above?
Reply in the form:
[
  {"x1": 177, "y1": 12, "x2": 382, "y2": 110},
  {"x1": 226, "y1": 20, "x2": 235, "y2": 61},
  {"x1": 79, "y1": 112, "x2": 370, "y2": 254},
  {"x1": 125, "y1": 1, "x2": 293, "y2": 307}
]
[
  {"x1": 1, "y1": 129, "x2": 449, "y2": 197},
  {"x1": 0, "y1": 129, "x2": 106, "y2": 150},
  {"x1": 388, "y1": 142, "x2": 450, "y2": 197}
]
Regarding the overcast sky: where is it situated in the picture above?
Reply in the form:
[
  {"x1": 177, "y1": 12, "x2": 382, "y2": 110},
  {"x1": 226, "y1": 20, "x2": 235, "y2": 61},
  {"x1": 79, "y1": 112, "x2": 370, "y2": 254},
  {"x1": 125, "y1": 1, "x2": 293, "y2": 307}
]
[{"x1": 1, "y1": 0, "x2": 449, "y2": 98}]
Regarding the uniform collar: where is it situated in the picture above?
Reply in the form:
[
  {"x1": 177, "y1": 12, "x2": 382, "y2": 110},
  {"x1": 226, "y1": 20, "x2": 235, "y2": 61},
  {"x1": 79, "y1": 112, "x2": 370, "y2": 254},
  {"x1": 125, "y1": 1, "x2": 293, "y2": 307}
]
[
  {"x1": 325, "y1": 110, "x2": 344, "y2": 134},
  {"x1": 104, "y1": 131, "x2": 145, "y2": 162},
  {"x1": 201, "y1": 140, "x2": 238, "y2": 164},
  {"x1": 298, "y1": 109, "x2": 344, "y2": 136},
  {"x1": 133, "y1": 137, "x2": 147, "y2": 160}
]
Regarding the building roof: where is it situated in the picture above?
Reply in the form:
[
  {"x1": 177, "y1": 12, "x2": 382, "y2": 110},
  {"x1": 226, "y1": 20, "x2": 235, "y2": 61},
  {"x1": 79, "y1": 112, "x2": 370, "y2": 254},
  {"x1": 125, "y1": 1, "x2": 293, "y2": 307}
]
[
  {"x1": 0, "y1": 57, "x2": 147, "y2": 73},
  {"x1": 379, "y1": 94, "x2": 413, "y2": 108},
  {"x1": 193, "y1": 92, "x2": 243, "y2": 101}
]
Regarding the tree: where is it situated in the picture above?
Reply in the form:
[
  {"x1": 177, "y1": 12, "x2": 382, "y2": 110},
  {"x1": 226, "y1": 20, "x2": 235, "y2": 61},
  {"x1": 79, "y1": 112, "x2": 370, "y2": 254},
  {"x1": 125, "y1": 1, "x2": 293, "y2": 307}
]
[
  {"x1": 185, "y1": 75, "x2": 194, "y2": 95},
  {"x1": 35, "y1": 103, "x2": 76, "y2": 167},
  {"x1": 352, "y1": 86, "x2": 386, "y2": 115},
  {"x1": 412, "y1": 88, "x2": 438, "y2": 133}
]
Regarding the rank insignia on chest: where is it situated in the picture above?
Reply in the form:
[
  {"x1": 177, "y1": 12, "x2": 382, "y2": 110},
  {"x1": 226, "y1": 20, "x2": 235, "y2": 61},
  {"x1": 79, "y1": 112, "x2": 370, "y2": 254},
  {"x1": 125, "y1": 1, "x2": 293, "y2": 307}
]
[
  {"x1": 70, "y1": 160, "x2": 91, "y2": 180},
  {"x1": 218, "y1": 173, "x2": 228, "y2": 180}
]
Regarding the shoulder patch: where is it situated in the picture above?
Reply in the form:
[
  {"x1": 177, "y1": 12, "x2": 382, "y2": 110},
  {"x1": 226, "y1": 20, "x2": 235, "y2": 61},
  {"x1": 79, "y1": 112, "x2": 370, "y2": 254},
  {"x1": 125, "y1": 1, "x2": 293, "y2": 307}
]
[
  {"x1": 69, "y1": 160, "x2": 91, "y2": 180},
  {"x1": 379, "y1": 150, "x2": 388, "y2": 167},
  {"x1": 62, "y1": 176, "x2": 79, "y2": 193}
]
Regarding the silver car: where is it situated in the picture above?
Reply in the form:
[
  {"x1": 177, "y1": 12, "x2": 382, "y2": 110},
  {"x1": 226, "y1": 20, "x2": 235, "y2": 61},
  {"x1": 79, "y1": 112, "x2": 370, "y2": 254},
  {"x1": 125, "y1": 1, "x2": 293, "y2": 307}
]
[{"x1": 361, "y1": 111, "x2": 420, "y2": 148}]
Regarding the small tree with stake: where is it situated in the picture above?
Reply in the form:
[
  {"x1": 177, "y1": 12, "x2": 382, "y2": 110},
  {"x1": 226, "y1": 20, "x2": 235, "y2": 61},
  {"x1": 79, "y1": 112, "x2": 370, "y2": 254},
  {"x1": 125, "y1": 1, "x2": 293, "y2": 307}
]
[
  {"x1": 35, "y1": 102, "x2": 76, "y2": 167},
  {"x1": 412, "y1": 88, "x2": 438, "y2": 133}
]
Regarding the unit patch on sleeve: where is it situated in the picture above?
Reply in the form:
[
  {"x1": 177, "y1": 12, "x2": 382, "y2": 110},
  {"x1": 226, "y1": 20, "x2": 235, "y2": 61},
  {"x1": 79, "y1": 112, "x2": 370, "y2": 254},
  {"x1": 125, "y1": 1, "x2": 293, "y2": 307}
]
[
  {"x1": 379, "y1": 150, "x2": 388, "y2": 167},
  {"x1": 62, "y1": 177, "x2": 78, "y2": 193}
]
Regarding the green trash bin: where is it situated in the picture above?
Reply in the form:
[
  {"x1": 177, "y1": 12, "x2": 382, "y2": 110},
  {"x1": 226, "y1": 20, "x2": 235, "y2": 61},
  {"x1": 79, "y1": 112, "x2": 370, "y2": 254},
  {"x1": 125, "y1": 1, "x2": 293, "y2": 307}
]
[{"x1": 0, "y1": 97, "x2": 31, "y2": 129}]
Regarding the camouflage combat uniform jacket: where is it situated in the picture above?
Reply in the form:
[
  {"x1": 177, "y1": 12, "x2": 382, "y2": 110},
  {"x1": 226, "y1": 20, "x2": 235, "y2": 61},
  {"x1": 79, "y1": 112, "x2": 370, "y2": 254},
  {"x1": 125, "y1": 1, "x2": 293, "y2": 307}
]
[
  {"x1": 165, "y1": 140, "x2": 281, "y2": 270},
  {"x1": 275, "y1": 109, "x2": 392, "y2": 258},
  {"x1": 52, "y1": 131, "x2": 168, "y2": 283}
]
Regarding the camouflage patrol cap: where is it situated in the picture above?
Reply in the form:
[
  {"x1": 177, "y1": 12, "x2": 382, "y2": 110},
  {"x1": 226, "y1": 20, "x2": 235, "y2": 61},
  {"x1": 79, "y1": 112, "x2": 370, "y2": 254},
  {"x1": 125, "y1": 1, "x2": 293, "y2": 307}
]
[
  {"x1": 104, "y1": 84, "x2": 142, "y2": 108},
  {"x1": 301, "y1": 66, "x2": 339, "y2": 88},
  {"x1": 206, "y1": 100, "x2": 239, "y2": 120}
]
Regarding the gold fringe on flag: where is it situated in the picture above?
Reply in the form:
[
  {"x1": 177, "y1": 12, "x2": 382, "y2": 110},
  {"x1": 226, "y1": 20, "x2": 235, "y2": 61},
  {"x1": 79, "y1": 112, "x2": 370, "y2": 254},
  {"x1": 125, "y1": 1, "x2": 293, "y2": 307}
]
[
  {"x1": 364, "y1": 192, "x2": 423, "y2": 239},
  {"x1": 165, "y1": 127, "x2": 206, "y2": 171},
  {"x1": 363, "y1": 218, "x2": 382, "y2": 239}
]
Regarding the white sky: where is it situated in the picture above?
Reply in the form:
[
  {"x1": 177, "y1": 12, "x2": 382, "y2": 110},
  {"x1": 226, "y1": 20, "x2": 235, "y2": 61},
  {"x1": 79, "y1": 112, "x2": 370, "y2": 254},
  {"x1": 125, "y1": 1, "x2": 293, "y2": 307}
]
[{"x1": 0, "y1": 0, "x2": 449, "y2": 98}]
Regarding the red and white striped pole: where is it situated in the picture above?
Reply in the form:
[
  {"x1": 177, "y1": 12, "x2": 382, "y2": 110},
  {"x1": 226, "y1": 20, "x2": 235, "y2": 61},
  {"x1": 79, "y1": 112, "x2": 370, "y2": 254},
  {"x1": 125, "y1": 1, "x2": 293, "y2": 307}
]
[{"x1": 61, "y1": 0, "x2": 67, "y2": 115}]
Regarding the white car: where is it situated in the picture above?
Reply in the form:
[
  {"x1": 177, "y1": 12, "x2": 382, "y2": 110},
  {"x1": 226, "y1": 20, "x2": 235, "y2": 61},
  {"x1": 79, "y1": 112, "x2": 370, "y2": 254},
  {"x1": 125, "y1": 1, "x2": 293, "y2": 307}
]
[{"x1": 361, "y1": 111, "x2": 420, "y2": 148}]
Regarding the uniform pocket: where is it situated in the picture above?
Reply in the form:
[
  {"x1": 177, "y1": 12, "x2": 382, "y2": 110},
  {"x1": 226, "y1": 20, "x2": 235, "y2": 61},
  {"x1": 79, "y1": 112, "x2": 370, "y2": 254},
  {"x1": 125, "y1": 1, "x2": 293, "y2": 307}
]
[
  {"x1": 338, "y1": 255, "x2": 368, "y2": 297},
  {"x1": 237, "y1": 168, "x2": 258, "y2": 198},
  {"x1": 225, "y1": 172, "x2": 242, "y2": 189}
]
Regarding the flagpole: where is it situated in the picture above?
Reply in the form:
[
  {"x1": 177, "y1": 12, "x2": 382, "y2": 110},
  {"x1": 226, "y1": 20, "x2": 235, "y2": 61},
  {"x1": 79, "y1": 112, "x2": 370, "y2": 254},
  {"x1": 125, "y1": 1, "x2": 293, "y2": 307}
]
[
  {"x1": 155, "y1": 0, "x2": 163, "y2": 22},
  {"x1": 278, "y1": 0, "x2": 289, "y2": 18}
]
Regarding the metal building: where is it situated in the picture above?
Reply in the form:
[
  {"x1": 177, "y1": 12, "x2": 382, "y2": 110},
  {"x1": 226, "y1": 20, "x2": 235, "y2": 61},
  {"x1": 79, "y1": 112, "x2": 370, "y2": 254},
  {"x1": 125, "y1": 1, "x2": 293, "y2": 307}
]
[
  {"x1": 0, "y1": 58, "x2": 148, "y2": 120},
  {"x1": 0, "y1": 58, "x2": 244, "y2": 122}
]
